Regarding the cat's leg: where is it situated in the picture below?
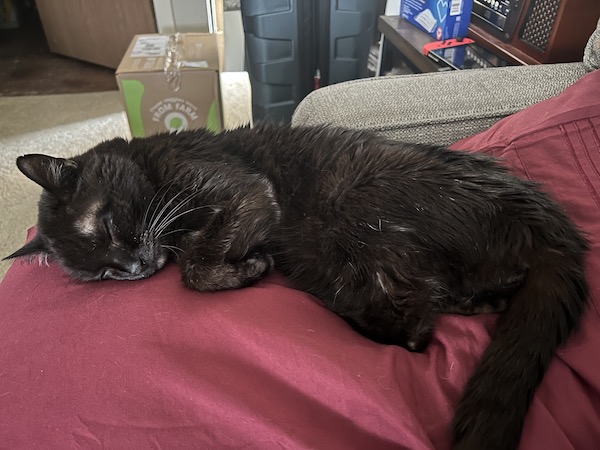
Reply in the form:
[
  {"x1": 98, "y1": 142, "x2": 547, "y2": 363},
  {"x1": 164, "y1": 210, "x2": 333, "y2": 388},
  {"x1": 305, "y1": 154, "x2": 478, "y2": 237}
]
[
  {"x1": 180, "y1": 244, "x2": 273, "y2": 291},
  {"x1": 337, "y1": 280, "x2": 441, "y2": 352},
  {"x1": 443, "y1": 272, "x2": 525, "y2": 315},
  {"x1": 177, "y1": 205, "x2": 277, "y2": 292},
  {"x1": 345, "y1": 301, "x2": 436, "y2": 352}
]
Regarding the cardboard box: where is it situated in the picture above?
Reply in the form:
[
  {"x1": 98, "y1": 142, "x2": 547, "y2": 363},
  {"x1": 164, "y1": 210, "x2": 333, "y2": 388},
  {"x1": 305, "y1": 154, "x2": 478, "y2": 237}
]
[
  {"x1": 400, "y1": 0, "x2": 474, "y2": 41},
  {"x1": 116, "y1": 33, "x2": 224, "y2": 137}
]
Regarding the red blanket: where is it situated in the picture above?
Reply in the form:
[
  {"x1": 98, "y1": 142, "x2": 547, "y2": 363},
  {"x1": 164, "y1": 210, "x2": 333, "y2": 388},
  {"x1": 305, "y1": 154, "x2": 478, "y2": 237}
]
[{"x1": 1, "y1": 71, "x2": 599, "y2": 449}]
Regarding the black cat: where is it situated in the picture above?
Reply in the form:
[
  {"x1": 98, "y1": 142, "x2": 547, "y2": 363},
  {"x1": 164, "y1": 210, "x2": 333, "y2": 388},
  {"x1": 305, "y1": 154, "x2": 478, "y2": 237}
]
[{"x1": 6, "y1": 124, "x2": 589, "y2": 449}]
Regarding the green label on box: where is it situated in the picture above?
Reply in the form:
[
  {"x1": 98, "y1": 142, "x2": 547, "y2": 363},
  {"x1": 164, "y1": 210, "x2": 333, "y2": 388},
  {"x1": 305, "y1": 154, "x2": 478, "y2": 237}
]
[
  {"x1": 206, "y1": 100, "x2": 221, "y2": 134},
  {"x1": 120, "y1": 79, "x2": 146, "y2": 137}
]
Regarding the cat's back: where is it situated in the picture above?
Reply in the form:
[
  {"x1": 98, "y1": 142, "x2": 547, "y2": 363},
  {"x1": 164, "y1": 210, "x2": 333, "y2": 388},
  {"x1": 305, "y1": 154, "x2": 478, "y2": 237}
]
[
  {"x1": 226, "y1": 124, "x2": 424, "y2": 201},
  {"x1": 231, "y1": 124, "x2": 502, "y2": 218},
  {"x1": 233, "y1": 125, "x2": 524, "y2": 276}
]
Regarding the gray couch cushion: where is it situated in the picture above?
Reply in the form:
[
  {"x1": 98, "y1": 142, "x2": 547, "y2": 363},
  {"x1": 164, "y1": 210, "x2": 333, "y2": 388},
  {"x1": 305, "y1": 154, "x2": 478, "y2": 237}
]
[
  {"x1": 292, "y1": 63, "x2": 586, "y2": 145},
  {"x1": 584, "y1": 18, "x2": 600, "y2": 71}
]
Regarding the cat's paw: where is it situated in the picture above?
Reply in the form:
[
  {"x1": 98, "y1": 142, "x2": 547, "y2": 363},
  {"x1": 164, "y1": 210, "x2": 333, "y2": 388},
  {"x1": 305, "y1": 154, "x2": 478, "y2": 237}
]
[
  {"x1": 240, "y1": 252, "x2": 273, "y2": 281},
  {"x1": 181, "y1": 252, "x2": 273, "y2": 292},
  {"x1": 405, "y1": 331, "x2": 432, "y2": 352}
]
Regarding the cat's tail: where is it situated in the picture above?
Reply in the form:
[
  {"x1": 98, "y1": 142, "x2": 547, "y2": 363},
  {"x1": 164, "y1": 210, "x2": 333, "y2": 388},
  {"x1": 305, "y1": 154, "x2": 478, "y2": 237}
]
[{"x1": 452, "y1": 218, "x2": 589, "y2": 449}]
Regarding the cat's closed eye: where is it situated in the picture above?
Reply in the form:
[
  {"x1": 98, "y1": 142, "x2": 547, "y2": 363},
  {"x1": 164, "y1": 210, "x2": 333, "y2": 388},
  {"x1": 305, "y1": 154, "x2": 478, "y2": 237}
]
[{"x1": 102, "y1": 215, "x2": 116, "y2": 243}]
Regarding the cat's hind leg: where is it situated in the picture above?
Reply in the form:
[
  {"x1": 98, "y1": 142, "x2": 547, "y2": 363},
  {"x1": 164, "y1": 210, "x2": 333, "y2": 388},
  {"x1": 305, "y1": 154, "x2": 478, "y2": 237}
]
[
  {"x1": 334, "y1": 277, "x2": 444, "y2": 352},
  {"x1": 343, "y1": 301, "x2": 435, "y2": 352},
  {"x1": 442, "y1": 272, "x2": 525, "y2": 315}
]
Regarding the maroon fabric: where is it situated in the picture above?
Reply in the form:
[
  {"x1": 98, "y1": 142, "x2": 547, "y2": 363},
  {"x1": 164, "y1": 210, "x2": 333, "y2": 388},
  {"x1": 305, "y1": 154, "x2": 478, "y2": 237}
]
[{"x1": 1, "y1": 71, "x2": 600, "y2": 449}]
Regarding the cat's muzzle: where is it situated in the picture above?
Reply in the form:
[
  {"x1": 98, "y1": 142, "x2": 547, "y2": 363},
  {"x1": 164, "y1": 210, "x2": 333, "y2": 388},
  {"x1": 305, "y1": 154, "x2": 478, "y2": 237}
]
[{"x1": 99, "y1": 246, "x2": 168, "y2": 281}]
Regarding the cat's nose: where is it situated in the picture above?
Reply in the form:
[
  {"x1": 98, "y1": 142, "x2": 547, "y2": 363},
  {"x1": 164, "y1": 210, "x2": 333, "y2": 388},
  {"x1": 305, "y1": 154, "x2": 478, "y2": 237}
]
[
  {"x1": 137, "y1": 248, "x2": 156, "y2": 268},
  {"x1": 107, "y1": 246, "x2": 159, "y2": 278},
  {"x1": 130, "y1": 256, "x2": 151, "y2": 274},
  {"x1": 126, "y1": 254, "x2": 154, "y2": 273},
  {"x1": 127, "y1": 260, "x2": 143, "y2": 274},
  {"x1": 108, "y1": 254, "x2": 146, "y2": 275}
]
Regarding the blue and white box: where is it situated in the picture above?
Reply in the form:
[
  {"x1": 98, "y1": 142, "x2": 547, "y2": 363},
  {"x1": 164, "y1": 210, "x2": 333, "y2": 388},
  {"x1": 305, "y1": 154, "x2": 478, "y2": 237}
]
[{"x1": 400, "y1": 0, "x2": 474, "y2": 41}]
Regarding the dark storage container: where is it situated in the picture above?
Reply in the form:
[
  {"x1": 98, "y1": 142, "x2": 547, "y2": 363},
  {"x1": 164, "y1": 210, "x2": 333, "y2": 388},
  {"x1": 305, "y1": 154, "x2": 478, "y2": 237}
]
[{"x1": 242, "y1": 0, "x2": 377, "y2": 122}]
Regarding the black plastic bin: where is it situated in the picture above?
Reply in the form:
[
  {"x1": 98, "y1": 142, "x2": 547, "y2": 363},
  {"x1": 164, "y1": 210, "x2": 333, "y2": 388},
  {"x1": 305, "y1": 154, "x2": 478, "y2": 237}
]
[{"x1": 241, "y1": 0, "x2": 377, "y2": 123}]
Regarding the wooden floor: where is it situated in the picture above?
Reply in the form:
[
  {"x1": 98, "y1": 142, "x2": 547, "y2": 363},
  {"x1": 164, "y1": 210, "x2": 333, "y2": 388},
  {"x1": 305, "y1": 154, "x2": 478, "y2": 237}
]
[{"x1": 0, "y1": 7, "x2": 117, "y2": 97}]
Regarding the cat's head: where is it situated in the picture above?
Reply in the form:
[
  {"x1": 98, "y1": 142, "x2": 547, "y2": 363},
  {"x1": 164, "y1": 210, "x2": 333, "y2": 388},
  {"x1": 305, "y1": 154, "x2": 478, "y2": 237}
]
[{"x1": 5, "y1": 144, "x2": 169, "y2": 281}]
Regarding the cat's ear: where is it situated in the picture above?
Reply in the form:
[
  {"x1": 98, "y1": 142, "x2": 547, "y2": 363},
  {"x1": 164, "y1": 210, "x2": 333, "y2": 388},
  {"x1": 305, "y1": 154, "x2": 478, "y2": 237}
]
[
  {"x1": 3, "y1": 235, "x2": 48, "y2": 261},
  {"x1": 16, "y1": 154, "x2": 79, "y2": 201}
]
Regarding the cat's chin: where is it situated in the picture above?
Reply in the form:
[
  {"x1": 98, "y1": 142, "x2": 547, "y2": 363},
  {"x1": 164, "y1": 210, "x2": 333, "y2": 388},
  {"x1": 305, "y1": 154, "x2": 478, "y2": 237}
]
[
  {"x1": 70, "y1": 252, "x2": 169, "y2": 282},
  {"x1": 100, "y1": 252, "x2": 169, "y2": 281},
  {"x1": 98, "y1": 268, "x2": 157, "y2": 281}
]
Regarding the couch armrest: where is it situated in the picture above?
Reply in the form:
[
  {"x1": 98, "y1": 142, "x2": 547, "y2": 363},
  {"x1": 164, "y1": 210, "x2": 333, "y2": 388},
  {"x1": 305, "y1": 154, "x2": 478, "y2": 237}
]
[{"x1": 291, "y1": 63, "x2": 587, "y2": 145}]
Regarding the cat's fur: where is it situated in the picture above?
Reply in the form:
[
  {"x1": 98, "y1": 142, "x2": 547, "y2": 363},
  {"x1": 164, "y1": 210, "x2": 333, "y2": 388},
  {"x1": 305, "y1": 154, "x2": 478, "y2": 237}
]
[{"x1": 6, "y1": 124, "x2": 589, "y2": 449}]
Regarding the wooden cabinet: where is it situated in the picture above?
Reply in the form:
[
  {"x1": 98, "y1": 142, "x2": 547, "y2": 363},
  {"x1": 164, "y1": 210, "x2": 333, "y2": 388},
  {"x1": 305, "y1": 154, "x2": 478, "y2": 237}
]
[{"x1": 36, "y1": 0, "x2": 157, "y2": 69}]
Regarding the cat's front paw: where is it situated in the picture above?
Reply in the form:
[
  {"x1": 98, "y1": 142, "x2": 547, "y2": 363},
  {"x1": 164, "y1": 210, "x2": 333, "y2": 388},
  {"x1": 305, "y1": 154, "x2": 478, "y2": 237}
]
[
  {"x1": 181, "y1": 252, "x2": 273, "y2": 292},
  {"x1": 242, "y1": 252, "x2": 274, "y2": 280}
]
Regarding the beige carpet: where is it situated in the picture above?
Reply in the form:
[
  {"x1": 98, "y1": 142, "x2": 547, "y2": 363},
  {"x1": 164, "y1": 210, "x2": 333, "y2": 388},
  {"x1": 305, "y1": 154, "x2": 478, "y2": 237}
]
[{"x1": 0, "y1": 91, "x2": 130, "y2": 280}]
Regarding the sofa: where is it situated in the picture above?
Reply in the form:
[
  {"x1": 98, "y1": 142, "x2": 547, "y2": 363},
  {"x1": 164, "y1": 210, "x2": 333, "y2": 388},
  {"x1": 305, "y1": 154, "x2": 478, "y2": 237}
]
[{"x1": 1, "y1": 21, "x2": 599, "y2": 450}]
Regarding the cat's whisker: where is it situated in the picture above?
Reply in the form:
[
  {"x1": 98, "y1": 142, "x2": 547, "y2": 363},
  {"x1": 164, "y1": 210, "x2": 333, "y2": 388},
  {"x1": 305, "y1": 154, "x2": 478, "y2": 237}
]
[
  {"x1": 161, "y1": 244, "x2": 184, "y2": 258},
  {"x1": 145, "y1": 179, "x2": 178, "y2": 230},
  {"x1": 144, "y1": 183, "x2": 168, "y2": 228},
  {"x1": 148, "y1": 178, "x2": 205, "y2": 233},
  {"x1": 333, "y1": 285, "x2": 344, "y2": 305},
  {"x1": 155, "y1": 205, "x2": 218, "y2": 237},
  {"x1": 162, "y1": 244, "x2": 184, "y2": 252},
  {"x1": 148, "y1": 187, "x2": 188, "y2": 234},
  {"x1": 152, "y1": 190, "x2": 203, "y2": 233},
  {"x1": 149, "y1": 183, "x2": 209, "y2": 234},
  {"x1": 157, "y1": 228, "x2": 194, "y2": 238}
]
